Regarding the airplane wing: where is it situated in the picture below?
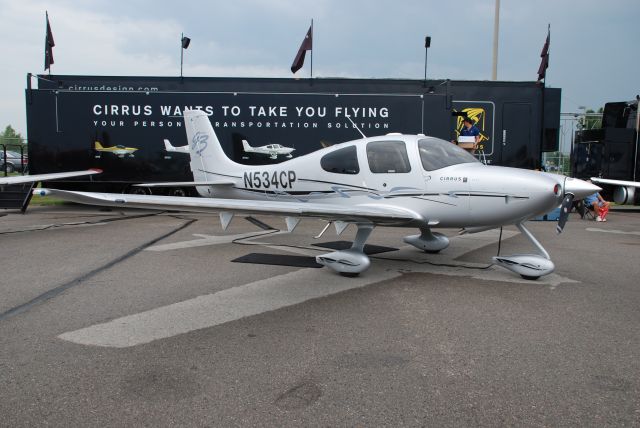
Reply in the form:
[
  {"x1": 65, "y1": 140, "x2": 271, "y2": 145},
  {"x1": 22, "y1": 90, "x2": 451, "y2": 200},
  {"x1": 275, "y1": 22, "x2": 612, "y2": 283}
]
[
  {"x1": 0, "y1": 169, "x2": 101, "y2": 185},
  {"x1": 133, "y1": 180, "x2": 235, "y2": 188},
  {"x1": 591, "y1": 177, "x2": 640, "y2": 188},
  {"x1": 36, "y1": 189, "x2": 422, "y2": 225}
]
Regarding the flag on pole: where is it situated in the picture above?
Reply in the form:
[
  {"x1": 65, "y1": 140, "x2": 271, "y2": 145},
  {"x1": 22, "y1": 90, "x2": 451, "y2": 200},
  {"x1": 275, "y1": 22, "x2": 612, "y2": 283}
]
[
  {"x1": 537, "y1": 25, "x2": 550, "y2": 82},
  {"x1": 291, "y1": 25, "x2": 312, "y2": 74},
  {"x1": 44, "y1": 11, "x2": 55, "y2": 71},
  {"x1": 181, "y1": 36, "x2": 191, "y2": 49}
]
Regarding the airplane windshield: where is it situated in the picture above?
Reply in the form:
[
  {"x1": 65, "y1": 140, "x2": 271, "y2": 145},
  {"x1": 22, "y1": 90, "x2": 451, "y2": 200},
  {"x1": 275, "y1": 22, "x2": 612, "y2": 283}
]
[{"x1": 418, "y1": 138, "x2": 480, "y2": 171}]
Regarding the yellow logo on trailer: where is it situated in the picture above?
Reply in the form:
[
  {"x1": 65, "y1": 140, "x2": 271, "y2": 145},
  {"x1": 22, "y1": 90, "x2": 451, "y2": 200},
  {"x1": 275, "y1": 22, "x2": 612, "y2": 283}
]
[{"x1": 453, "y1": 107, "x2": 490, "y2": 149}]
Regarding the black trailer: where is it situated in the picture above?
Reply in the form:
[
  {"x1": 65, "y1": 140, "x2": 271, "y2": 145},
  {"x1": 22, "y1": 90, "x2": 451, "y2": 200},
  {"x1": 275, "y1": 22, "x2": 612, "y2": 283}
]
[
  {"x1": 572, "y1": 99, "x2": 639, "y2": 181},
  {"x1": 571, "y1": 99, "x2": 639, "y2": 203},
  {"x1": 25, "y1": 74, "x2": 561, "y2": 193}
]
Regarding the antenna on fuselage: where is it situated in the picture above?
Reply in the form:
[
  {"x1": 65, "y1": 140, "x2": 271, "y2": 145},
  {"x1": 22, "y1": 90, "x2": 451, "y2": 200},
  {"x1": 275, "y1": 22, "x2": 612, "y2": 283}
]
[{"x1": 345, "y1": 115, "x2": 367, "y2": 139}]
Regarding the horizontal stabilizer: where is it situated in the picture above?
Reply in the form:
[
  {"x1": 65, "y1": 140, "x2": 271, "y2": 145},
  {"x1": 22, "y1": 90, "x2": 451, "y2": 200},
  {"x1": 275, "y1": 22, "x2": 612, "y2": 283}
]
[{"x1": 133, "y1": 180, "x2": 235, "y2": 187}]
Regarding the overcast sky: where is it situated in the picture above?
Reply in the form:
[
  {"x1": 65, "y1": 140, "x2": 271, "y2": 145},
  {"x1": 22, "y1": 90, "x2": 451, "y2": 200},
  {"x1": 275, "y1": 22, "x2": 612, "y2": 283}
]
[{"x1": 0, "y1": 0, "x2": 638, "y2": 137}]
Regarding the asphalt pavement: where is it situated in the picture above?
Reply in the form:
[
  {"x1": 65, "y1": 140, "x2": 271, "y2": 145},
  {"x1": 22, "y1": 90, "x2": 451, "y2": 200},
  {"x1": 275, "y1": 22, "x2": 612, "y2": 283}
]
[{"x1": 1, "y1": 204, "x2": 639, "y2": 426}]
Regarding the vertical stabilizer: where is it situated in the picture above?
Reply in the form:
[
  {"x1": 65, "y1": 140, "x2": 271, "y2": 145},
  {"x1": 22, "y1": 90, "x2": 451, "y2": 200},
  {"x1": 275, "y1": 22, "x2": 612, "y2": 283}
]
[
  {"x1": 242, "y1": 139, "x2": 253, "y2": 152},
  {"x1": 183, "y1": 109, "x2": 240, "y2": 181}
]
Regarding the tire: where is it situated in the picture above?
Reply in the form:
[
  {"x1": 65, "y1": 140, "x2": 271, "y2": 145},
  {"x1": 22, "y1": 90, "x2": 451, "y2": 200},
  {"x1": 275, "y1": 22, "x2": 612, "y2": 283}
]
[
  {"x1": 339, "y1": 272, "x2": 360, "y2": 278},
  {"x1": 127, "y1": 186, "x2": 150, "y2": 195},
  {"x1": 2, "y1": 163, "x2": 15, "y2": 173},
  {"x1": 170, "y1": 188, "x2": 188, "y2": 197}
]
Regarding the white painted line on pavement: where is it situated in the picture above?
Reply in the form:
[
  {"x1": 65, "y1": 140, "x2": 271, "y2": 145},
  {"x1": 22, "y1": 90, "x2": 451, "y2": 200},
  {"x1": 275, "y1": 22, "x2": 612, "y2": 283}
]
[
  {"x1": 145, "y1": 230, "x2": 285, "y2": 251},
  {"x1": 58, "y1": 266, "x2": 400, "y2": 348},
  {"x1": 586, "y1": 227, "x2": 640, "y2": 236},
  {"x1": 59, "y1": 228, "x2": 576, "y2": 348}
]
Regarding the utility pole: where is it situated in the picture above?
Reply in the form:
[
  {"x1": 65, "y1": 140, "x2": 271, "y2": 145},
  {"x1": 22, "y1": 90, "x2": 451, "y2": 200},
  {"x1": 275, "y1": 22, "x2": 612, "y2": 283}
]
[{"x1": 492, "y1": 0, "x2": 500, "y2": 80}]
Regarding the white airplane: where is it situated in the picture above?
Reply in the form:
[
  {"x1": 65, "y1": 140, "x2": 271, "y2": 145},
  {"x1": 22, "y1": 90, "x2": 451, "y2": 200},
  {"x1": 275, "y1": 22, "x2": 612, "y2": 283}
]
[
  {"x1": 38, "y1": 110, "x2": 599, "y2": 279},
  {"x1": 1, "y1": 169, "x2": 101, "y2": 186},
  {"x1": 590, "y1": 177, "x2": 640, "y2": 205},
  {"x1": 242, "y1": 140, "x2": 295, "y2": 159}
]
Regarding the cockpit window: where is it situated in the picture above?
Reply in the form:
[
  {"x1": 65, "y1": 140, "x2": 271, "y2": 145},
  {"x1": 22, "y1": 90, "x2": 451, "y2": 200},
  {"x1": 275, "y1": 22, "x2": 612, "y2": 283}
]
[
  {"x1": 320, "y1": 145, "x2": 360, "y2": 174},
  {"x1": 418, "y1": 137, "x2": 479, "y2": 171},
  {"x1": 366, "y1": 141, "x2": 411, "y2": 173}
]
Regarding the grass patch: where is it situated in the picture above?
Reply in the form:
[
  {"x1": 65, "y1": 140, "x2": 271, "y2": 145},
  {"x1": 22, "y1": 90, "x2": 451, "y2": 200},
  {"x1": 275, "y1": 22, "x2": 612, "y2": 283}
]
[{"x1": 30, "y1": 194, "x2": 72, "y2": 206}]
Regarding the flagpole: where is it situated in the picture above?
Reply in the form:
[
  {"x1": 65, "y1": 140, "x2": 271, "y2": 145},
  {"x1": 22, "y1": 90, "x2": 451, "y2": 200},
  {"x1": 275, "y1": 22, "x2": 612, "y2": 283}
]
[
  {"x1": 539, "y1": 23, "x2": 550, "y2": 171},
  {"x1": 180, "y1": 32, "x2": 184, "y2": 79},
  {"x1": 634, "y1": 97, "x2": 639, "y2": 181},
  {"x1": 539, "y1": 74, "x2": 546, "y2": 170},
  {"x1": 310, "y1": 19, "x2": 313, "y2": 80}
]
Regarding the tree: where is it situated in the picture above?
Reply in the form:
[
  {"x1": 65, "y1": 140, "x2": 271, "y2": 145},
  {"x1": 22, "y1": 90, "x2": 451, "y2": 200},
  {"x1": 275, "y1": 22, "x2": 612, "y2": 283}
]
[{"x1": 0, "y1": 125, "x2": 26, "y2": 149}]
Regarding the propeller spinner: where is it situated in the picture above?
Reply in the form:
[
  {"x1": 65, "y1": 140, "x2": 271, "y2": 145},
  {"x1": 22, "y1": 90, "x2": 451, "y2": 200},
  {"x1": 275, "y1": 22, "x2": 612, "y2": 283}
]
[{"x1": 556, "y1": 177, "x2": 601, "y2": 234}]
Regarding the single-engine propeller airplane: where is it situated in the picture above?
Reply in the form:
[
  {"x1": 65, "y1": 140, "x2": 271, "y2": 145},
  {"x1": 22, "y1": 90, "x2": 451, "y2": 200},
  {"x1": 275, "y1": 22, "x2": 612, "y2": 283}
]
[
  {"x1": 242, "y1": 140, "x2": 295, "y2": 159},
  {"x1": 94, "y1": 141, "x2": 138, "y2": 157},
  {"x1": 39, "y1": 110, "x2": 599, "y2": 279}
]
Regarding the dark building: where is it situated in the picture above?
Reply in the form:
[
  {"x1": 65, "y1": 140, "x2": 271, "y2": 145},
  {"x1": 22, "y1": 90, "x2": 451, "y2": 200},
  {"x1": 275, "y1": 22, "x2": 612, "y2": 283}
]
[
  {"x1": 26, "y1": 74, "x2": 561, "y2": 193},
  {"x1": 572, "y1": 99, "x2": 639, "y2": 182},
  {"x1": 571, "y1": 99, "x2": 639, "y2": 204}
]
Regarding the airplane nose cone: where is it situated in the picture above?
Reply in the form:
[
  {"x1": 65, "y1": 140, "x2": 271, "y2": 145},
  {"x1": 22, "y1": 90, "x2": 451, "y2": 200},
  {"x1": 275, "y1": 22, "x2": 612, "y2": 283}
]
[{"x1": 564, "y1": 177, "x2": 601, "y2": 199}]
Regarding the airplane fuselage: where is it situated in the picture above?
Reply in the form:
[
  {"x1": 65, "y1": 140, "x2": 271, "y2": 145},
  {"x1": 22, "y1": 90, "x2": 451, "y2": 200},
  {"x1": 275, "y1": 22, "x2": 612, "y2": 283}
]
[{"x1": 194, "y1": 134, "x2": 563, "y2": 229}]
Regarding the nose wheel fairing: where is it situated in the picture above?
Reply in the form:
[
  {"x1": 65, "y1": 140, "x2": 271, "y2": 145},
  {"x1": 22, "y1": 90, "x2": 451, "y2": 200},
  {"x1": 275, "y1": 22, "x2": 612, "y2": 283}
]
[
  {"x1": 492, "y1": 222, "x2": 555, "y2": 279},
  {"x1": 493, "y1": 255, "x2": 555, "y2": 279}
]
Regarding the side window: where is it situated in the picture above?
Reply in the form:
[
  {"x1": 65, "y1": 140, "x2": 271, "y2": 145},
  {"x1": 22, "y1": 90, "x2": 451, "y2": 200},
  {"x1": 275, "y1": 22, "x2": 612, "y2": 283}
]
[
  {"x1": 366, "y1": 141, "x2": 411, "y2": 173},
  {"x1": 320, "y1": 145, "x2": 360, "y2": 174}
]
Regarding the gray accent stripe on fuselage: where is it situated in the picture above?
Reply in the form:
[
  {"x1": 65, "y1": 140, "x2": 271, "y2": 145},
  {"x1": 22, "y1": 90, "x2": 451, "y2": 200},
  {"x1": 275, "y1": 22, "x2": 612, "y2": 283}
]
[{"x1": 198, "y1": 170, "x2": 242, "y2": 179}]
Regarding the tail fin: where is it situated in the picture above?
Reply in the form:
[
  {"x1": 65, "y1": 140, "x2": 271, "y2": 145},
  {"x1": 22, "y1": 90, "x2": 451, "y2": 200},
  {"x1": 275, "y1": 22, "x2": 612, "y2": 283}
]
[
  {"x1": 94, "y1": 141, "x2": 104, "y2": 150},
  {"x1": 242, "y1": 139, "x2": 253, "y2": 152},
  {"x1": 183, "y1": 109, "x2": 240, "y2": 181},
  {"x1": 164, "y1": 139, "x2": 189, "y2": 153}
]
